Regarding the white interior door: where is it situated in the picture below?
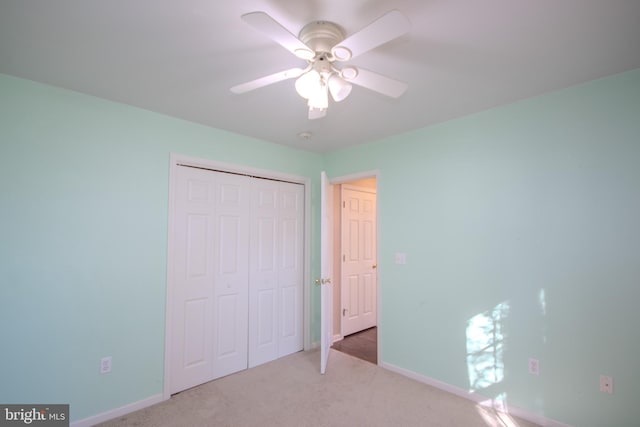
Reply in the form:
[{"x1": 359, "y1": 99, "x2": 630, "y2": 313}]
[
  {"x1": 249, "y1": 179, "x2": 304, "y2": 367},
  {"x1": 341, "y1": 186, "x2": 377, "y2": 336},
  {"x1": 320, "y1": 171, "x2": 333, "y2": 374},
  {"x1": 170, "y1": 162, "x2": 305, "y2": 394},
  {"x1": 171, "y1": 166, "x2": 250, "y2": 392},
  {"x1": 249, "y1": 180, "x2": 279, "y2": 367},
  {"x1": 276, "y1": 182, "x2": 305, "y2": 357},
  {"x1": 170, "y1": 166, "x2": 217, "y2": 393},
  {"x1": 211, "y1": 172, "x2": 251, "y2": 379}
]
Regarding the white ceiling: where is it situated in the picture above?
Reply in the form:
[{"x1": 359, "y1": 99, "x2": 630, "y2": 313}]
[{"x1": 1, "y1": 0, "x2": 639, "y2": 153}]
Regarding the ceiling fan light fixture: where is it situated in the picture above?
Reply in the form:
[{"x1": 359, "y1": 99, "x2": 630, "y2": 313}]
[
  {"x1": 295, "y1": 70, "x2": 321, "y2": 99},
  {"x1": 307, "y1": 82, "x2": 328, "y2": 109},
  {"x1": 328, "y1": 75, "x2": 352, "y2": 102}
]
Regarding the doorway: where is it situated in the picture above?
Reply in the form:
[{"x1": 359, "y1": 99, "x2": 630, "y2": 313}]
[
  {"x1": 329, "y1": 175, "x2": 378, "y2": 364},
  {"x1": 331, "y1": 326, "x2": 377, "y2": 364}
]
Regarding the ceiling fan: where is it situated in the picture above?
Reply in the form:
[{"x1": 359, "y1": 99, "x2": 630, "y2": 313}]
[{"x1": 230, "y1": 10, "x2": 411, "y2": 120}]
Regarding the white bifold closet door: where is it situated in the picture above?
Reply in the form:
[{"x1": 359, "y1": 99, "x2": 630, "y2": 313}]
[
  {"x1": 171, "y1": 165, "x2": 303, "y2": 394},
  {"x1": 248, "y1": 179, "x2": 304, "y2": 367}
]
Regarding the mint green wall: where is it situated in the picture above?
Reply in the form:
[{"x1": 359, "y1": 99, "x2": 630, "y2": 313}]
[
  {"x1": 2, "y1": 69, "x2": 639, "y2": 426},
  {"x1": 0, "y1": 74, "x2": 323, "y2": 421},
  {"x1": 324, "y1": 69, "x2": 640, "y2": 427}
]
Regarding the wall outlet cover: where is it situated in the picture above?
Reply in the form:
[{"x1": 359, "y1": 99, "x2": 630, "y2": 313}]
[
  {"x1": 599, "y1": 375, "x2": 613, "y2": 394},
  {"x1": 100, "y1": 356, "x2": 112, "y2": 374},
  {"x1": 395, "y1": 252, "x2": 407, "y2": 264}
]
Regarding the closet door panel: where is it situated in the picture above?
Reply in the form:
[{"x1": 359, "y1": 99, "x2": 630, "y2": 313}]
[
  {"x1": 278, "y1": 182, "x2": 304, "y2": 357},
  {"x1": 249, "y1": 182, "x2": 279, "y2": 367},
  {"x1": 171, "y1": 168, "x2": 216, "y2": 393},
  {"x1": 212, "y1": 175, "x2": 251, "y2": 379}
]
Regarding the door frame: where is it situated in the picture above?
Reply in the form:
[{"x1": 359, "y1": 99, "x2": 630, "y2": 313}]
[
  {"x1": 327, "y1": 170, "x2": 381, "y2": 365},
  {"x1": 163, "y1": 153, "x2": 312, "y2": 399}
]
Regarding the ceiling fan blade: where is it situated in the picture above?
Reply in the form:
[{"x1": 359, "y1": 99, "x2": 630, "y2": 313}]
[
  {"x1": 347, "y1": 67, "x2": 408, "y2": 98},
  {"x1": 332, "y1": 10, "x2": 410, "y2": 61},
  {"x1": 242, "y1": 12, "x2": 315, "y2": 60},
  {"x1": 230, "y1": 67, "x2": 305, "y2": 94}
]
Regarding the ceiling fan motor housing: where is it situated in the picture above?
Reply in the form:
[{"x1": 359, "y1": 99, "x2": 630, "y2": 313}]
[{"x1": 298, "y1": 21, "x2": 345, "y2": 58}]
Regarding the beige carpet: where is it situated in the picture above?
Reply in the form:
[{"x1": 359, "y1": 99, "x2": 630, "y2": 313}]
[{"x1": 98, "y1": 349, "x2": 541, "y2": 427}]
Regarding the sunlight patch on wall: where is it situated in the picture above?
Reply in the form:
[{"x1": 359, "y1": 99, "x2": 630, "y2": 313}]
[
  {"x1": 538, "y1": 288, "x2": 546, "y2": 316},
  {"x1": 539, "y1": 288, "x2": 547, "y2": 344},
  {"x1": 476, "y1": 394, "x2": 521, "y2": 427},
  {"x1": 466, "y1": 301, "x2": 510, "y2": 392}
]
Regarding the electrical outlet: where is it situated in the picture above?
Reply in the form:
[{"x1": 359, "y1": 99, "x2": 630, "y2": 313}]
[
  {"x1": 600, "y1": 375, "x2": 613, "y2": 394},
  {"x1": 528, "y1": 358, "x2": 540, "y2": 376},
  {"x1": 100, "y1": 356, "x2": 112, "y2": 374}
]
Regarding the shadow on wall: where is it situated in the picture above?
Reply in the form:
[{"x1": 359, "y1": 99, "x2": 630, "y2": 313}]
[{"x1": 466, "y1": 290, "x2": 547, "y2": 426}]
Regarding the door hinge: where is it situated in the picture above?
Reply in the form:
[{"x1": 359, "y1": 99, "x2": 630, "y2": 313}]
[
  {"x1": 342, "y1": 308, "x2": 347, "y2": 316},
  {"x1": 343, "y1": 201, "x2": 345, "y2": 208},
  {"x1": 343, "y1": 254, "x2": 345, "y2": 262}
]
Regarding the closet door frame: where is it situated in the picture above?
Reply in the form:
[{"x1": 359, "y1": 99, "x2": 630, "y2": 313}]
[{"x1": 163, "y1": 153, "x2": 312, "y2": 400}]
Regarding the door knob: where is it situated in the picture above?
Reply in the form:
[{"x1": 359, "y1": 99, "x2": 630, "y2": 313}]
[{"x1": 372, "y1": 264, "x2": 377, "y2": 269}]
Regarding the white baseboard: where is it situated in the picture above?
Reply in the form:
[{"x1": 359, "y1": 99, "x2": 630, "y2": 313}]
[
  {"x1": 71, "y1": 363, "x2": 570, "y2": 426},
  {"x1": 70, "y1": 394, "x2": 165, "y2": 427},
  {"x1": 332, "y1": 334, "x2": 343, "y2": 343},
  {"x1": 381, "y1": 362, "x2": 572, "y2": 427}
]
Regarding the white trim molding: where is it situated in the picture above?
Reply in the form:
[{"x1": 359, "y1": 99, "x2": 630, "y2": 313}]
[
  {"x1": 381, "y1": 362, "x2": 572, "y2": 427},
  {"x1": 70, "y1": 394, "x2": 165, "y2": 427}
]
